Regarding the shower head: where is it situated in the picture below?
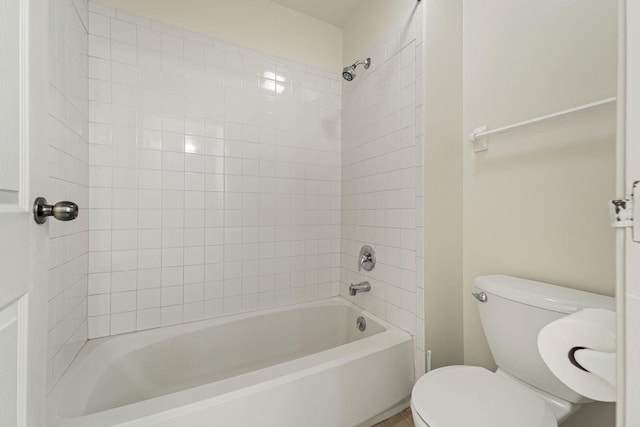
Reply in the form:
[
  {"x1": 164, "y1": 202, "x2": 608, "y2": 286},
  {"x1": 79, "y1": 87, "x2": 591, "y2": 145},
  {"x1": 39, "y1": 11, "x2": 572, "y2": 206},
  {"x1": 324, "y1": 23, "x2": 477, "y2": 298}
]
[
  {"x1": 342, "y1": 67, "x2": 355, "y2": 81},
  {"x1": 342, "y1": 58, "x2": 371, "y2": 81}
]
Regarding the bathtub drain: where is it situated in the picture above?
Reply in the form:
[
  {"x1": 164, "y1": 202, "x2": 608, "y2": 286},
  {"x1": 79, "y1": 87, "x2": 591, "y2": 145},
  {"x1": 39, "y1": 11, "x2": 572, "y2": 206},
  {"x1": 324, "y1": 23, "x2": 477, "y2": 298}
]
[{"x1": 356, "y1": 316, "x2": 366, "y2": 331}]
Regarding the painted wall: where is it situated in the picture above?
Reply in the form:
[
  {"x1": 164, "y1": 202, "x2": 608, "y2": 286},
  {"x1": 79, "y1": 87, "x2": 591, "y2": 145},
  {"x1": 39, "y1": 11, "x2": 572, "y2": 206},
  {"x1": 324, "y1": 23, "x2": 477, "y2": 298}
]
[
  {"x1": 462, "y1": 0, "x2": 617, "y2": 425},
  {"x1": 422, "y1": 0, "x2": 463, "y2": 369},
  {"x1": 86, "y1": 2, "x2": 342, "y2": 337},
  {"x1": 47, "y1": 0, "x2": 89, "y2": 389},
  {"x1": 340, "y1": 0, "x2": 426, "y2": 378},
  {"x1": 92, "y1": 0, "x2": 342, "y2": 72},
  {"x1": 342, "y1": 0, "x2": 421, "y2": 67}
]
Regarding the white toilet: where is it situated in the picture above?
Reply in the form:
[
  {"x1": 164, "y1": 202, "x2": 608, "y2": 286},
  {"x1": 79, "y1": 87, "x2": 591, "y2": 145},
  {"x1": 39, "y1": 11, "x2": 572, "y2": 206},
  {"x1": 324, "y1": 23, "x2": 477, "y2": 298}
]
[{"x1": 410, "y1": 275, "x2": 615, "y2": 427}]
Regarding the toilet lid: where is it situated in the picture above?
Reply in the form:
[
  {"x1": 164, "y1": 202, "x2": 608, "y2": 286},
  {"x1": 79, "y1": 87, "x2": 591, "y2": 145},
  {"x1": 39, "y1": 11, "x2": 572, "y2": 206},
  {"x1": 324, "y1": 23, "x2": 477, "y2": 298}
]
[{"x1": 411, "y1": 366, "x2": 557, "y2": 427}]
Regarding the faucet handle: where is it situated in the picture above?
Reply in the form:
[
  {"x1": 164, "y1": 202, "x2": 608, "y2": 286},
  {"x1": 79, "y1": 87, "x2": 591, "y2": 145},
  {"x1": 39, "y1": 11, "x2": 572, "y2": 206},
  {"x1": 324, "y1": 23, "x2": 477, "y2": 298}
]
[
  {"x1": 358, "y1": 245, "x2": 376, "y2": 271},
  {"x1": 358, "y1": 253, "x2": 369, "y2": 271}
]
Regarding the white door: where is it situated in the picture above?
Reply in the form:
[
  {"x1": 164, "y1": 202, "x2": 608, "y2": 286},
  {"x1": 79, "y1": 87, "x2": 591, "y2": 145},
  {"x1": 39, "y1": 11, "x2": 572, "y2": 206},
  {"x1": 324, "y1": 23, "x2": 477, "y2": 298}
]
[
  {"x1": 624, "y1": 1, "x2": 640, "y2": 426},
  {"x1": 0, "y1": 0, "x2": 50, "y2": 426}
]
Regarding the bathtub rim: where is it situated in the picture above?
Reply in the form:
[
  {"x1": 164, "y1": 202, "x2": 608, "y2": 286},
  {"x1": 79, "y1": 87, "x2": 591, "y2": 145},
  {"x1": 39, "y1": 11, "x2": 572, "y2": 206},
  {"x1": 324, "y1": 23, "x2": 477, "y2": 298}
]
[{"x1": 47, "y1": 296, "x2": 413, "y2": 426}]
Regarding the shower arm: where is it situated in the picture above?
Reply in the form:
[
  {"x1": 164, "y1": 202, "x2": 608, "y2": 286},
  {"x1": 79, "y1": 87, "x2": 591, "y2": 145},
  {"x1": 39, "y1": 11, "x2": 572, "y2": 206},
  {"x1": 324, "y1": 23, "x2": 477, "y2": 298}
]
[{"x1": 352, "y1": 59, "x2": 371, "y2": 70}]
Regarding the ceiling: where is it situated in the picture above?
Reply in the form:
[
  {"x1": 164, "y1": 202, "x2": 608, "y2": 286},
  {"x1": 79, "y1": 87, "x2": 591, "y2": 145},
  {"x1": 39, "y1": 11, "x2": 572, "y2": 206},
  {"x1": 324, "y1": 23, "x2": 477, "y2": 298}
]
[{"x1": 268, "y1": 0, "x2": 364, "y2": 28}]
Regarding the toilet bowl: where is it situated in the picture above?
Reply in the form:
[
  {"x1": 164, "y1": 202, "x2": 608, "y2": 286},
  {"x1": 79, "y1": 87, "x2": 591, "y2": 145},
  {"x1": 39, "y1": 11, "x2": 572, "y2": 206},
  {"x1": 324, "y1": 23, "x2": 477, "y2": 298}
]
[
  {"x1": 411, "y1": 366, "x2": 558, "y2": 427},
  {"x1": 410, "y1": 275, "x2": 615, "y2": 427}
]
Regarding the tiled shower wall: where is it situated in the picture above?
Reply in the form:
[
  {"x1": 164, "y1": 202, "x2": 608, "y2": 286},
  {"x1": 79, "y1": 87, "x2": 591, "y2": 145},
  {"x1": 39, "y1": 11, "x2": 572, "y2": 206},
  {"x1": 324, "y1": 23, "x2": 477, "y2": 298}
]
[
  {"x1": 86, "y1": 2, "x2": 342, "y2": 338},
  {"x1": 341, "y1": 4, "x2": 426, "y2": 377},
  {"x1": 47, "y1": 0, "x2": 90, "y2": 389}
]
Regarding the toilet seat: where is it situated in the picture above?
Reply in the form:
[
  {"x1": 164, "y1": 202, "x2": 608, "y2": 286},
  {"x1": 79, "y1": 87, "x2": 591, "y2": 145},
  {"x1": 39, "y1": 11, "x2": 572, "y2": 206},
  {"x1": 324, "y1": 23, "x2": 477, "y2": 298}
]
[{"x1": 411, "y1": 366, "x2": 557, "y2": 427}]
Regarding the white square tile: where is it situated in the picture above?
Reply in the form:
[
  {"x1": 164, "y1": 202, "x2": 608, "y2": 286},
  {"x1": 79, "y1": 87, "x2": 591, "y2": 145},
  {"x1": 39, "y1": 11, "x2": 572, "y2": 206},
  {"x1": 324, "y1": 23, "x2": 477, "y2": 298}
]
[
  {"x1": 160, "y1": 305, "x2": 183, "y2": 326},
  {"x1": 137, "y1": 27, "x2": 162, "y2": 51},
  {"x1": 88, "y1": 294, "x2": 110, "y2": 316},
  {"x1": 137, "y1": 288, "x2": 161, "y2": 310},
  {"x1": 88, "y1": 315, "x2": 110, "y2": 338},
  {"x1": 88, "y1": 35, "x2": 110, "y2": 60},
  {"x1": 138, "y1": 268, "x2": 162, "y2": 289},
  {"x1": 204, "y1": 298, "x2": 223, "y2": 318},
  {"x1": 112, "y1": 62, "x2": 137, "y2": 85},
  {"x1": 110, "y1": 311, "x2": 136, "y2": 334},
  {"x1": 138, "y1": 248, "x2": 161, "y2": 269},
  {"x1": 111, "y1": 19, "x2": 137, "y2": 44},
  {"x1": 89, "y1": 273, "x2": 111, "y2": 295},
  {"x1": 137, "y1": 308, "x2": 161, "y2": 330},
  {"x1": 111, "y1": 291, "x2": 137, "y2": 313},
  {"x1": 183, "y1": 302, "x2": 204, "y2": 322},
  {"x1": 162, "y1": 34, "x2": 183, "y2": 56},
  {"x1": 111, "y1": 270, "x2": 137, "y2": 292},
  {"x1": 112, "y1": 40, "x2": 137, "y2": 66},
  {"x1": 112, "y1": 250, "x2": 138, "y2": 271}
]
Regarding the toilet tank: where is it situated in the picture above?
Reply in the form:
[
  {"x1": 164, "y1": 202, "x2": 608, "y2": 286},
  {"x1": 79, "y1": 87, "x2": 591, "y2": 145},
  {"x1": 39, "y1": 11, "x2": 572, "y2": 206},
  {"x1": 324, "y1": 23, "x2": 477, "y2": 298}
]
[{"x1": 474, "y1": 275, "x2": 615, "y2": 403}]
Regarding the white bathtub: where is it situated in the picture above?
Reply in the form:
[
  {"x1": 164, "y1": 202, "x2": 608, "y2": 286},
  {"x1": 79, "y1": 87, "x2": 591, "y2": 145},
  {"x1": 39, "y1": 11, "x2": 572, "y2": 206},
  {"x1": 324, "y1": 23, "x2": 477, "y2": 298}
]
[{"x1": 47, "y1": 298, "x2": 414, "y2": 426}]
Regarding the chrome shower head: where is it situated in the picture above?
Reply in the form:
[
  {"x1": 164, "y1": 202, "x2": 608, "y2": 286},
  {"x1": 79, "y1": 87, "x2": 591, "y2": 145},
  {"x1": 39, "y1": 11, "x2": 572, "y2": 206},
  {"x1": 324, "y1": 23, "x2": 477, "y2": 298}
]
[
  {"x1": 341, "y1": 58, "x2": 371, "y2": 81},
  {"x1": 342, "y1": 67, "x2": 355, "y2": 81}
]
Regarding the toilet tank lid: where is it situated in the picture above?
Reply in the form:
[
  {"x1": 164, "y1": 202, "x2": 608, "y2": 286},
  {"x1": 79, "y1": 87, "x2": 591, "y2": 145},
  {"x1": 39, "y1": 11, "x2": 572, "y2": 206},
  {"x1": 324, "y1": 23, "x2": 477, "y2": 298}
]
[{"x1": 474, "y1": 275, "x2": 615, "y2": 314}]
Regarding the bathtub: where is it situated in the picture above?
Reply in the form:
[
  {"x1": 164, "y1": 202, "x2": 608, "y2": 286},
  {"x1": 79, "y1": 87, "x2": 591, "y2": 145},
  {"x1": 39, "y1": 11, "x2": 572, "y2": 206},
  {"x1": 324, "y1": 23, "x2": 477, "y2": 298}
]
[{"x1": 47, "y1": 297, "x2": 414, "y2": 426}]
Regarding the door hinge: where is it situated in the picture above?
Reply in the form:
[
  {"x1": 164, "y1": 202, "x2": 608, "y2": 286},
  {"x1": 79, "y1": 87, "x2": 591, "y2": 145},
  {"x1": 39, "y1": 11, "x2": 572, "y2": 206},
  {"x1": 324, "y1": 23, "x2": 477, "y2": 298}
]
[{"x1": 609, "y1": 181, "x2": 640, "y2": 242}]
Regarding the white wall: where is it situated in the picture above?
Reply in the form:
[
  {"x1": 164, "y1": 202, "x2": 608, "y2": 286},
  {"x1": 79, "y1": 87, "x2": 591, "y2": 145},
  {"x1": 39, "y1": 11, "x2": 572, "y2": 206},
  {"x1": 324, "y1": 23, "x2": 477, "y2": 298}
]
[
  {"x1": 92, "y1": 0, "x2": 342, "y2": 72},
  {"x1": 341, "y1": 0, "x2": 425, "y2": 377},
  {"x1": 47, "y1": 0, "x2": 89, "y2": 390},
  {"x1": 86, "y1": 2, "x2": 342, "y2": 337},
  {"x1": 342, "y1": 0, "x2": 421, "y2": 66},
  {"x1": 422, "y1": 0, "x2": 464, "y2": 369},
  {"x1": 462, "y1": 0, "x2": 617, "y2": 425}
]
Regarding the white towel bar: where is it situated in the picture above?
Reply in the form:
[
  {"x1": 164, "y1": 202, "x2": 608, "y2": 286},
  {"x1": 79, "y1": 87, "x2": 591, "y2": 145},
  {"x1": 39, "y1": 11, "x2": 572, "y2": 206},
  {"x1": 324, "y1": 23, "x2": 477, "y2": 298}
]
[{"x1": 469, "y1": 97, "x2": 617, "y2": 152}]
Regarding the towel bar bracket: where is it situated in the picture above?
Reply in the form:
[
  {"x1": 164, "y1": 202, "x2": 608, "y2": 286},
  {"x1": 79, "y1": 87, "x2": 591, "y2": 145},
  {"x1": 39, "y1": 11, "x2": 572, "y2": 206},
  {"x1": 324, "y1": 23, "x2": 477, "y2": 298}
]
[{"x1": 469, "y1": 125, "x2": 488, "y2": 152}]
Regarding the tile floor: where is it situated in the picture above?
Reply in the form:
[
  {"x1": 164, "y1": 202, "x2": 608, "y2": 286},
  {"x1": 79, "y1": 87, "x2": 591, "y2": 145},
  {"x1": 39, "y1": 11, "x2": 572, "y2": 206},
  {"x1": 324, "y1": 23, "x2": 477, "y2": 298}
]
[{"x1": 374, "y1": 408, "x2": 414, "y2": 427}]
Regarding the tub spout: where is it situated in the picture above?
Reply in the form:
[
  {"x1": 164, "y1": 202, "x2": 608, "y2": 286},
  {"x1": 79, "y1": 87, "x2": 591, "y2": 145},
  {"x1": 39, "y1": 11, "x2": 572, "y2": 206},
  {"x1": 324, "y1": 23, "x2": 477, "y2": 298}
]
[{"x1": 349, "y1": 281, "x2": 371, "y2": 296}]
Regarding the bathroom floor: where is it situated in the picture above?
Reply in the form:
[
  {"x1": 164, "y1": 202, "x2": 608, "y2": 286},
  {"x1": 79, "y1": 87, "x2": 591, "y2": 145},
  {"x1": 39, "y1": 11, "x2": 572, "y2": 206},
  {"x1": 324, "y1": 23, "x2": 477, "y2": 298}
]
[{"x1": 374, "y1": 408, "x2": 414, "y2": 427}]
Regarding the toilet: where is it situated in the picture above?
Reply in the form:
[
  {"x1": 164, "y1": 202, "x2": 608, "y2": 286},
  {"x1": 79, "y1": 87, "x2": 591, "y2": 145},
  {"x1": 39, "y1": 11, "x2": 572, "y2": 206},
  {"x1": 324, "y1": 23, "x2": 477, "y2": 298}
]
[{"x1": 410, "y1": 275, "x2": 615, "y2": 427}]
